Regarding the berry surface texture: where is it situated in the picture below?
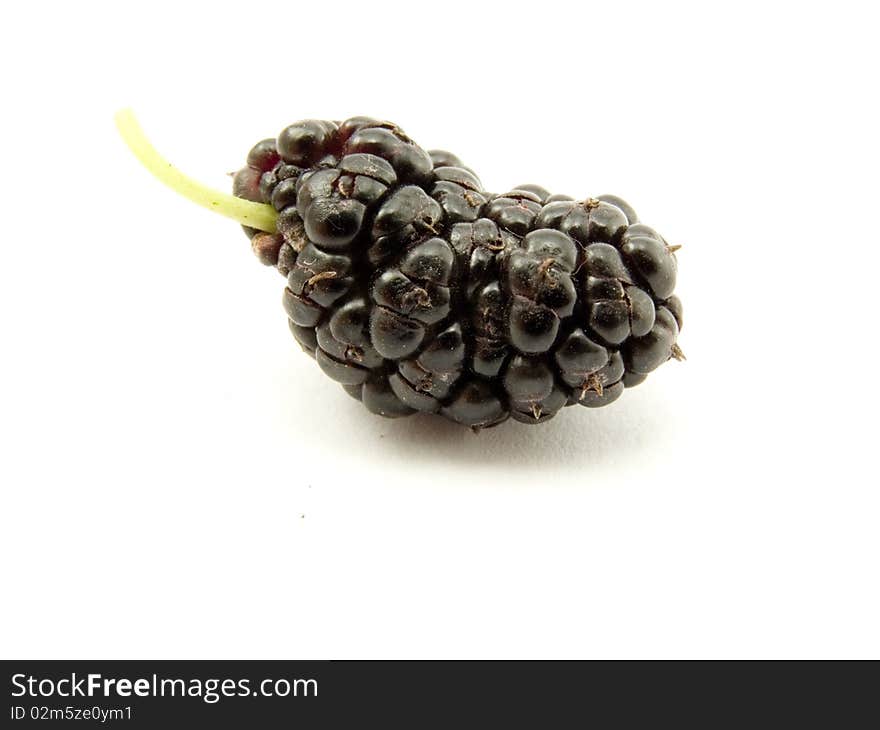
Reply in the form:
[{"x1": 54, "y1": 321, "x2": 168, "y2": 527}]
[{"x1": 232, "y1": 118, "x2": 683, "y2": 428}]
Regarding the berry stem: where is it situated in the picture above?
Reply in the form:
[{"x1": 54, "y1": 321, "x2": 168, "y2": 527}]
[{"x1": 114, "y1": 109, "x2": 278, "y2": 233}]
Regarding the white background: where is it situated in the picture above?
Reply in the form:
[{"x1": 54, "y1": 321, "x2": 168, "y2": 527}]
[{"x1": 1, "y1": 0, "x2": 878, "y2": 659}]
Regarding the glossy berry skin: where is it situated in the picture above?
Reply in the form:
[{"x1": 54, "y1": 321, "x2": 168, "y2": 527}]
[{"x1": 235, "y1": 117, "x2": 683, "y2": 427}]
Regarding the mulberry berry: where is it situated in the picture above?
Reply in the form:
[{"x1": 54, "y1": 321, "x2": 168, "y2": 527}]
[
  {"x1": 115, "y1": 110, "x2": 684, "y2": 428},
  {"x1": 232, "y1": 117, "x2": 686, "y2": 427}
]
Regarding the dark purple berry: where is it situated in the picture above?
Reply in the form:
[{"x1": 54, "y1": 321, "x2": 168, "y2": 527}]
[{"x1": 228, "y1": 116, "x2": 684, "y2": 425}]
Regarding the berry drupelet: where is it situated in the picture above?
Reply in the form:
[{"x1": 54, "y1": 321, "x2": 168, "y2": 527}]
[{"x1": 116, "y1": 110, "x2": 684, "y2": 428}]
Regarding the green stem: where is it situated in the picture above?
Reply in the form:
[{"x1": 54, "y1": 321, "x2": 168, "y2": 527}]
[{"x1": 114, "y1": 109, "x2": 278, "y2": 233}]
